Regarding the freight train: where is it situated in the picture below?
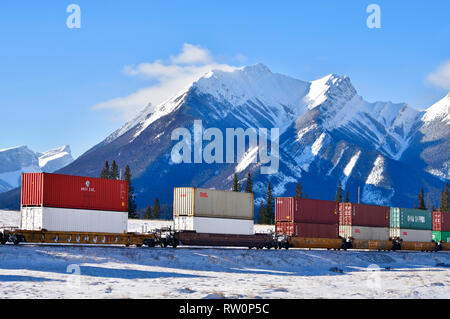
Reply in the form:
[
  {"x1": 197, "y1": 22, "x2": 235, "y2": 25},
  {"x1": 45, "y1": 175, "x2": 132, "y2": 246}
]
[{"x1": 1, "y1": 173, "x2": 449, "y2": 253}]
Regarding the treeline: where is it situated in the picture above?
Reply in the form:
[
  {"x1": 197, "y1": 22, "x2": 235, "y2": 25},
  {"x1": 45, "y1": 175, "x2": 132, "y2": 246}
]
[
  {"x1": 232, "y1": 174, "x2": 311, "y2": 225},
  {"x1": 100, "y1": 160, "x2": 138, "y2": 219},
  {"x1": 101, "y1": 160, "x2": 164, "y2": 220},
  {"x1": 415, "y1": 183, "x2": 449, "y2": 212}
]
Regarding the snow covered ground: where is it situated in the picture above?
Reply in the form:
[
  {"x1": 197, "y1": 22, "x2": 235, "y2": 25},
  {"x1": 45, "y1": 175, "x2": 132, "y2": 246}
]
[{"x1": 1, "y1": 210, "x2": 449, "y2": 299}]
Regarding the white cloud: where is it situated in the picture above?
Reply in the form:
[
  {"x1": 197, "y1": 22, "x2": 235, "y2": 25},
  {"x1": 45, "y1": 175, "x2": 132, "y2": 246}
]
[
  {"x1": 427, "y1": 61, "x2": 450, "y2": 90},
  {"x1": 93, "y1": 43, "x2": 238, "y2": 120},
  {"x1": 170, "y1": 43, "x2": 213, "y2": 64}
]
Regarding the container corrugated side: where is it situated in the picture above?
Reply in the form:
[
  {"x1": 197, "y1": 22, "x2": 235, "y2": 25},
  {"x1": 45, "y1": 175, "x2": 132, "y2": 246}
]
[
  {"x1": 275, "y1": 221, "x2": 338, "y2": 238},
  {"x1": 173, "y1": 187, "x2": 195, "y2": 216},
  {"x1": 275, "y1": 197, "x2": 338, "y2": 224},
  {"x1": 275, "y1": 197, "x2": 295, "y2": 222},
  {"x1": 21, "y1": 173, "x2": 128, "y2": 212},
  {"x1": 173, "y1": 188, "x2": 254, "y2": 220},
  {"x1": 339, "y1": 203, "x2": 390, "y2": 227},
  {"x1": 389, "y1": 228, "x2": 432, "y2": 242},
  {"x1": 339, "y1": 225, "x2": 389, "y2": 241},
  {"x1": 433, "y1": 211, "x2": 450, "y2": 232},
  {"x1": 174, "y1": 216, "x2": 254, "y2": 235},
  {"x1": 21, "y1": 173, "x2": 44, "y2": 207},
  {"x1": 390, "y1": 208, "x2": 432, "y2": 230},
  {"x1": 432, "y1": 231, "x2": 450, "y2": 243},
  {"x1": 20, "y1": 207, "x2": 128, "y2": 234}
]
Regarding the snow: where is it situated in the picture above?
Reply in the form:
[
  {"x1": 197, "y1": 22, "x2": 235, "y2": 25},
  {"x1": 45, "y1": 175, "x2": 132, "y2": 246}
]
[
  {"x1": 327, "y1": 146, "x2": 348, "y2": 176},
  {"x1": 366, "y1": 156, "x2": 386, "y2": 186},
  {"x1": 0, "y1": 210, "x2": 20, "y2": 228},
  {"x1": 235, "y1": 146, "x2": 259, "y2": 173},
  {"x1": 38, "y1": 145, "x2": 73, "y2": 172},
  {"x1": 304, "y1": 74, "x2": 345, "y2": 109},
  {"x1": 0, "y1": 242, "x2": 448, "y2": 299},
  {"x1": 311, "y1": 133, "x2": 326, "y2": 156},
  {"x1": 1, "y1": 213, "x2": 449, "y2": 299},
  {"x1": 343, "y1": 150, "x2": 361, "y2": 177},
  {"x1": 341, "y1": 150, "x2": 361, "y2": 189},
  {"x1": 0, "y1": 145, "x2": 73, "y2": 191},
  {"x1": 0, "y1": 164, "x2": 41, "y2": 188},
  {"x1": 422, "y1": 93, "x2": 450, "y2": 124}
]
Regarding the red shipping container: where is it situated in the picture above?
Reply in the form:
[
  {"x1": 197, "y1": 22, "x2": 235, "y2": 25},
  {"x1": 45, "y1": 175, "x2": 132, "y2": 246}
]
[
  {"x1": 433, "y1": 211, "x2": 450, "y2": 232},
  {"x1": 21, "y1": 173, "x2": 128, "y2": 212},
  {"x1": 339, "y1": 202, "x2": 389, "y2": 227},
  {"x1": 276, "y1": 221, "x2": 338, "y2": 239},
  {"x1": 275, "y1": 197, "x2": 339, "y2": 224}
]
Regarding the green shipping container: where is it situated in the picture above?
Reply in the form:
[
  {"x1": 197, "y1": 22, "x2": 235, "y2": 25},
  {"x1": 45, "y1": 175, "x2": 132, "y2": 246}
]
[
  {"x1": 390, "y1": 207, "x2": 432, "y2": 230},
  {"x1": 432, "y1": 231, "x2": 450, "y2": 243}
]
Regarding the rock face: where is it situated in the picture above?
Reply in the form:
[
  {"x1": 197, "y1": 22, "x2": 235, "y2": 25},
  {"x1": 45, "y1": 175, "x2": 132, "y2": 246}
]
[
  {"x1": 1, "y1": 64, "x2": 448, "y2": 212},
  {"x1": 0, "y1": 145, "x2": 73, "y2": 193}
]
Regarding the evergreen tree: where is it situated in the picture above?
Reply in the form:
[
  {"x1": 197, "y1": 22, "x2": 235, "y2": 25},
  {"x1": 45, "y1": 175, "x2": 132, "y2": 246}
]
[
  {"x1": 440, "y1": 184, "x2": 450, "y2": 212},
  {"x1": 335, "y1": 180, "x2": 343, "y2": 202},
  {"x1": 265, "y1": 181, "x2": 274, "y2": 225},
  {"x1": 418, "y1": 188, "x2": 427, "y2": 210},
  {"x1": 100, "y1": 161, "x2": 110, "y2": 179},
  {"x1": 232, "y1": 173, "x2": 241, "y2": 192},
  {"x1": 144, "y1": 205, "x2": 152, "y2": 220},
  {"x1": 153, "y1": 198, "x2": 161, "y2": 219},
  {"x1": 440, "y1": 190, "x2": 446, "y2": 212},
  {"x1": 446, "y1": 183, "x2": 450, "y2": 211},
  {"x1": 257, "y1": 200, "x2": 265, "y2": 224},
  {"x1": 295, "y1": 181, "x2": 303, "y2": 198},
  {"x1": 124, "y1": 165, "x2": 138, "y2": 218},
  {"x1": 244, "y1": 173, "x2": 253, "y2": 193},
  {"x1": 345, "y1": 192, "x2": 350, "y2": 203},
  {"x1": 110, "y1": 160, "x2": 119, "y2": 180}
]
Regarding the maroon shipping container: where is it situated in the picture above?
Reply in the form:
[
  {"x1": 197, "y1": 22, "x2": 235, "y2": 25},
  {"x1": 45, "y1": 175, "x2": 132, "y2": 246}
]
[
  {"x1": 433, "y1": 211, "x2": 450, "y2": 232},
  {"x1": 339, "y1": 202, "x2": 389, "y2": 227},
  {"x1": 276, "y1": 221, "x2": 338, "y2": 239},
  {"x1": 275, "y1": 197, "x2": 339, "y2": 224},
  {"x1": 21, "y1": 173, "x2": 128, "y2": 212}
]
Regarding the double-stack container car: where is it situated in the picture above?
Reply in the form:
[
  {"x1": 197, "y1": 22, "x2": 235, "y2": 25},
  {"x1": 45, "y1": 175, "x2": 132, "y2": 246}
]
[
  {"x1": 21, "y1": 173, "x2": 129, "y2": 234},
  {"x1": 338, "y1": 203, "x2": 390, "y2": 241},
  {"x1": 1, "y1": 173, "x2": 159, "y2": 247},
  {"x1": 173, "y1": 187, "x2": 254, "y2": 235},
  {"x1": 432, "y1": 211, "x2": 450, "y2": 243},
  {"x1": 275, "y1": 197, "x2": 339, "y2": 239},
  {"x1": 389, "y1": 207, "x2": 432, "y2": 242},
  {"x1": 172, "y1": 188, "x2": 275, "y2": 248}
]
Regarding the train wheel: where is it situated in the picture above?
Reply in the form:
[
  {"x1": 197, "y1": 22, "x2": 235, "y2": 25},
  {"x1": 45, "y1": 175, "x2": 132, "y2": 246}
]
[
  {"x1": 13, "y1": 236, "x2": 23, "y2": 245},
  {"x1": 136, "y1": 244, "x2": 143, "y2": 248},
  {"x1": 248, "y1": 246, "x2": 253, "y2": 250}
]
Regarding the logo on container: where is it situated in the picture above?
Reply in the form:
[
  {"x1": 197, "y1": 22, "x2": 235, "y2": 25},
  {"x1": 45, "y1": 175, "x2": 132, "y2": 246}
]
[
  {"x1": 200, "y1": 192, "x2": 208, "y2": 198},
  {"x1": 81, "y1": 180, "x2": 95, "y2": 193}
]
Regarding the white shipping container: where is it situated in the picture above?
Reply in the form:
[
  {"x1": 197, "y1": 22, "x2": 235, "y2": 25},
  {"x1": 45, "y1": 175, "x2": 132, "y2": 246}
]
[
  {"x1": 174, "y1": 216, "x2": 254, "y2": 235},
  {"x1": 390, "y1": 228, "x2": 433, "y2": 242},
  {"x1": 173, "y1": 188, "x2": 254, "y2": 220},
  {"x1": 339, "y1": 225, "x2": 389, "y2": 241},
  {"x1": 20, "y1": 207, "x2": 128, "y2": 234}
]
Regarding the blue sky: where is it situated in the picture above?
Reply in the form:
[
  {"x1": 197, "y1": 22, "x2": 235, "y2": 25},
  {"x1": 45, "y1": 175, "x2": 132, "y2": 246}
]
[{"x1": 0, "y1": 0, "x2": 449, "y2": 158}]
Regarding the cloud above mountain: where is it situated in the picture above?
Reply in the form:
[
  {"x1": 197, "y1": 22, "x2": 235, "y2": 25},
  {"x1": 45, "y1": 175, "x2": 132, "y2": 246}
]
[
  {"x1": 427, "y1": 60, "x2": 450, "y2": 90},
  {"x1": 93, "y1": 44, "x2": 238, "y2": 120}
]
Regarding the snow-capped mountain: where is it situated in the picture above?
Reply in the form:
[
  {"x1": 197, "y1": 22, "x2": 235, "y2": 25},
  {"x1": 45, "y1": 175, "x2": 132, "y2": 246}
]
[
  {"x1": 37, "y1": 145, "x2": 73, "y2": 173},
  {"x1": 0, "y1": 64, "x2": 448, "y2": 211},
  {"x1": 0, "y1": 145, "x2": 73, "y2": 193}
]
